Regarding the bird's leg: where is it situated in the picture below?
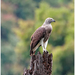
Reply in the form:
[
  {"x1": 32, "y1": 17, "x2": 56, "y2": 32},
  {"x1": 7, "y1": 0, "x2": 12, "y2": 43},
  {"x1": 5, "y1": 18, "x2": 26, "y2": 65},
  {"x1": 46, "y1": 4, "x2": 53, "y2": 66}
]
[
  {"x1": 41, "y1": 41, "x2": 46, "y2": 52},
  {"x1": 43, "y1": 46, "x2": 46, "y2": 52},
  {"x1": 43, "y1": 42, "x2": 46, "y2": 51},
  {"x1": 43, "y1": 40, "x2": 48, "y2": 52}
]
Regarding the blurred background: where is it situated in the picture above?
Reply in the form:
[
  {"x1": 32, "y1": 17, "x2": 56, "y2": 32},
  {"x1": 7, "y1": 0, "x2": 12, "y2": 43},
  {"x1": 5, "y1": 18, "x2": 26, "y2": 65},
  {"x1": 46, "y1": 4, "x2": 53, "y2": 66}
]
[{"x1": 1, "y1": 0, "x2": 74, "y2": 75}]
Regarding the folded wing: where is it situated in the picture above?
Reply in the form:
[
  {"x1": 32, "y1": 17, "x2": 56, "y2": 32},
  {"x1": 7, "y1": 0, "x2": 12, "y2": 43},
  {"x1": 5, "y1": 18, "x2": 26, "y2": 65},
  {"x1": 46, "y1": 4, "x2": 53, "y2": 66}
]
[{"x1": 30, "y1": 27, "x2": 46, "y2": 50}]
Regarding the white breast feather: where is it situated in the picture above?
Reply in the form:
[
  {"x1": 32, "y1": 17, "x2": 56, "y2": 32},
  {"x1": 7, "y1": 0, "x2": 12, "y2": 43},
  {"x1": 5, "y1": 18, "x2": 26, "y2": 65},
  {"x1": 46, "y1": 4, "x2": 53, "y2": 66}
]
[{"x1": 49, "y1": 24, "x2": 52, "y2": 30}]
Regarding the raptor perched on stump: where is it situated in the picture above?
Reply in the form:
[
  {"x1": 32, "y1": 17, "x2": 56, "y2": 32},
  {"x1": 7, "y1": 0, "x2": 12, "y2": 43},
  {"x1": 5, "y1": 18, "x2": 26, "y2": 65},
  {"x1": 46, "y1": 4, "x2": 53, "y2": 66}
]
[{"x1": 30, "y1": 18, "x2": 55, "y2": 55}]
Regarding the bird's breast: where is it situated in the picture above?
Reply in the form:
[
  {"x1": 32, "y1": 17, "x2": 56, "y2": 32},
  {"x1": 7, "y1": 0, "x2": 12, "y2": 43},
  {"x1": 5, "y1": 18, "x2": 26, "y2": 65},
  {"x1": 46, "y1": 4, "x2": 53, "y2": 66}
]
[{"x1": 49, "y1": 24, "x2": 52, "y2": 30}]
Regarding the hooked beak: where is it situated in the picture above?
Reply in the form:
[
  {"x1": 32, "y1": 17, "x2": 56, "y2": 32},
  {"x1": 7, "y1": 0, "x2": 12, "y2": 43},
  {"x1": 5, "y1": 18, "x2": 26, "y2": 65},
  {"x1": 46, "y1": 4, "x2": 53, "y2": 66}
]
[{"x1": 52, "y1": 19, "x2": 55, "y2": 22}]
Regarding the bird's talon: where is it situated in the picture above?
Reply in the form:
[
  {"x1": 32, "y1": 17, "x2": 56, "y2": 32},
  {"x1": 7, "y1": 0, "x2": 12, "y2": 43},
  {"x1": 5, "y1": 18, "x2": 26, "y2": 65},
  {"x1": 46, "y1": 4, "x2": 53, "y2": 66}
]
[{"x1": 43, "y1": 49, "x2": 47, "y2": 52}]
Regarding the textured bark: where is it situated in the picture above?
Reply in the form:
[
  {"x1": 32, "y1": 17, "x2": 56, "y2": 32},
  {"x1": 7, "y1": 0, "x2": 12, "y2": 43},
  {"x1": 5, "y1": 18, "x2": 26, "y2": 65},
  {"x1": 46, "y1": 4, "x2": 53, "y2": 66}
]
[{"x1": 23, "y1": 51, "x2": 53, "y2": 75}]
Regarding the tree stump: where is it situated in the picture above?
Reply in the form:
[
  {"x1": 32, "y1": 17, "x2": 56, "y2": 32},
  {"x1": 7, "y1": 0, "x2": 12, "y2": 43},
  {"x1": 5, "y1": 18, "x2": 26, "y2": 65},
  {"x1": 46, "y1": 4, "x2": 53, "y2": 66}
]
[{"x1": 23, "y1": 51, "x2": 53, "y2": 75}]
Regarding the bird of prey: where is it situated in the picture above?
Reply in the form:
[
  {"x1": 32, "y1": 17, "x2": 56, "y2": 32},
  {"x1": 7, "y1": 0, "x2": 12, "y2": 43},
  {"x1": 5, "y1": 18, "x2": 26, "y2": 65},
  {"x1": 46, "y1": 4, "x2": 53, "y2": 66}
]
[{"x1": 30, "y1": 18, "x2": 55, "y2": 55}]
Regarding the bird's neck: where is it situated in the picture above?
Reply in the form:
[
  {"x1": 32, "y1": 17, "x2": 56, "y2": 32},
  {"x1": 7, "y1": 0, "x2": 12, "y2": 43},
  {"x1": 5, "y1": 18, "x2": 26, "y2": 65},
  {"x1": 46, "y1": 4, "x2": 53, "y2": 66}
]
[
  {"x1": 42, "y1": 23, "x2": 52, "y2": 29},
  {"x1": 42, "y1": 23, "x2": 52, "y2": 26}
]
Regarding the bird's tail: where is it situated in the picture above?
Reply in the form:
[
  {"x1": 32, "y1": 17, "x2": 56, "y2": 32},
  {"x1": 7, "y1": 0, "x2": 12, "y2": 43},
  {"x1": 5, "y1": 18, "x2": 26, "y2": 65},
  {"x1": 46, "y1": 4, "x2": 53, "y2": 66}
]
[{"x1": 30, "y1": 49, "x2": 35, "y2": 56}]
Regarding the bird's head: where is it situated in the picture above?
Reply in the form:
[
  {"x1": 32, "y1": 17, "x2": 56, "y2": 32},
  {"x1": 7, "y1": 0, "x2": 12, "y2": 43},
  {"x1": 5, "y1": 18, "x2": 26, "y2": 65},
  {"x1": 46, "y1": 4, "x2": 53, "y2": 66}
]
[{"x1": 44, "y1": 18, "x2": 55, "y2": 24}]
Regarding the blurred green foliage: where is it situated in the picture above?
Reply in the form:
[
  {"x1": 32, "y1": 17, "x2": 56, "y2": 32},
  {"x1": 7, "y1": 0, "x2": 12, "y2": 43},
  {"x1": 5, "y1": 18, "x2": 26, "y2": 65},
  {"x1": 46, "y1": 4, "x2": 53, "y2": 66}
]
[{"x1": 1, "y1": 0, "x2": 74, "y2": 75}]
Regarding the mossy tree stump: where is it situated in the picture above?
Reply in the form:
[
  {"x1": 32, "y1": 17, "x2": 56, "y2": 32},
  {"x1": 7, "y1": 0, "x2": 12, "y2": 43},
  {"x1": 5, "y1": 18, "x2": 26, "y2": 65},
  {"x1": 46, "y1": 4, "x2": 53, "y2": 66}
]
[{"x1": 23, "y1": 51, "x2": 53, "y2": 75}]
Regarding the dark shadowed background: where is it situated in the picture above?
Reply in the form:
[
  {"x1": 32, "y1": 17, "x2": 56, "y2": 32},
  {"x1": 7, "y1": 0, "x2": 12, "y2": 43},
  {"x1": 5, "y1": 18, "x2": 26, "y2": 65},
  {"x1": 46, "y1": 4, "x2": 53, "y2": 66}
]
[{"x1": 1, "y1": 0, "x2": 74, "y2": 75}]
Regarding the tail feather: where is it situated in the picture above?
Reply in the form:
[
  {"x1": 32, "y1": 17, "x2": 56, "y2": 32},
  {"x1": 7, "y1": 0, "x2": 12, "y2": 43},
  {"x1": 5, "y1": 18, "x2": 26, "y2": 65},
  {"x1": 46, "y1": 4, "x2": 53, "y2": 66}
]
[
  {"x1": 30, "y1": 49, "x2": 35, "y2": 56},
  {"x1": 30, "y1": 49, "x2": 33, "y2": 55}
]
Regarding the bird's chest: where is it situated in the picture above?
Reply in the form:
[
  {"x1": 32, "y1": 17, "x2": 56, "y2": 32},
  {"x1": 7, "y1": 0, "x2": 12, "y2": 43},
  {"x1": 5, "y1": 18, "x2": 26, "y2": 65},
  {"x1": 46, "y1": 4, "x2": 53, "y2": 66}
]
[
  {"x1": 45, "y1": 24, "x2": 52, "y2": 34},
  {"x1": 44, "y1": 25, "x2": 52, "y2": 42}
]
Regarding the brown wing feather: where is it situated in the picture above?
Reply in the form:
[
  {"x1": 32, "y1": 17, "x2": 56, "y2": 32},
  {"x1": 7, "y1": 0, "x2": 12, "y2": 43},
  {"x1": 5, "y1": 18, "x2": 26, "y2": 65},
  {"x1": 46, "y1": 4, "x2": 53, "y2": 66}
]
[{"x1": 30, "y1": 27, "x2": 46, "y2": 50}]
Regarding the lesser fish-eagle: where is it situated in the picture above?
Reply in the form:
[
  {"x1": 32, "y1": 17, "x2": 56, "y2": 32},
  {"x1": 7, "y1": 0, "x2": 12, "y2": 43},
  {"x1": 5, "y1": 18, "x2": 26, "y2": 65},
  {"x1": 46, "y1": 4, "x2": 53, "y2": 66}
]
[{"x1": 30, "y1": 18, "x2": 55, "y2": 55}]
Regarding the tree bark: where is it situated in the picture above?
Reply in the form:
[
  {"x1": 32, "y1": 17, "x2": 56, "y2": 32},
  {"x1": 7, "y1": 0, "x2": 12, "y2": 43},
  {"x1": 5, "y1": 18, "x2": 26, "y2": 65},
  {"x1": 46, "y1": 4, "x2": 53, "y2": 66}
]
[{"x1": 23, "y1": 51, "x2": 53, "y2": 75}]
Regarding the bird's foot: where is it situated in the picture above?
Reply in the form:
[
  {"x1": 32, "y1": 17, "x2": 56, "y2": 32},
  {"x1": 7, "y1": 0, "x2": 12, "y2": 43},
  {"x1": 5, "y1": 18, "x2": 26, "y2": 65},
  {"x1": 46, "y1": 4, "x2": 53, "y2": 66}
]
[
  {"x1": 43, "y1": 49, "x2": 47, "y2": 52},
  {"x1": 43, "y1": 49, "x2": 48, "y2": 53}
]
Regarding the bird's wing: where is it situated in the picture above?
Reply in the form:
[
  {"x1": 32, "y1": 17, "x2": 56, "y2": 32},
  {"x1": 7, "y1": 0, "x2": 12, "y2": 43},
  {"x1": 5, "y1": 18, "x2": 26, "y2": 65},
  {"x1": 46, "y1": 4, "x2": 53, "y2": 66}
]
[{"x1": 30, "y1": 27, "x2": 46, "y2": 50}]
